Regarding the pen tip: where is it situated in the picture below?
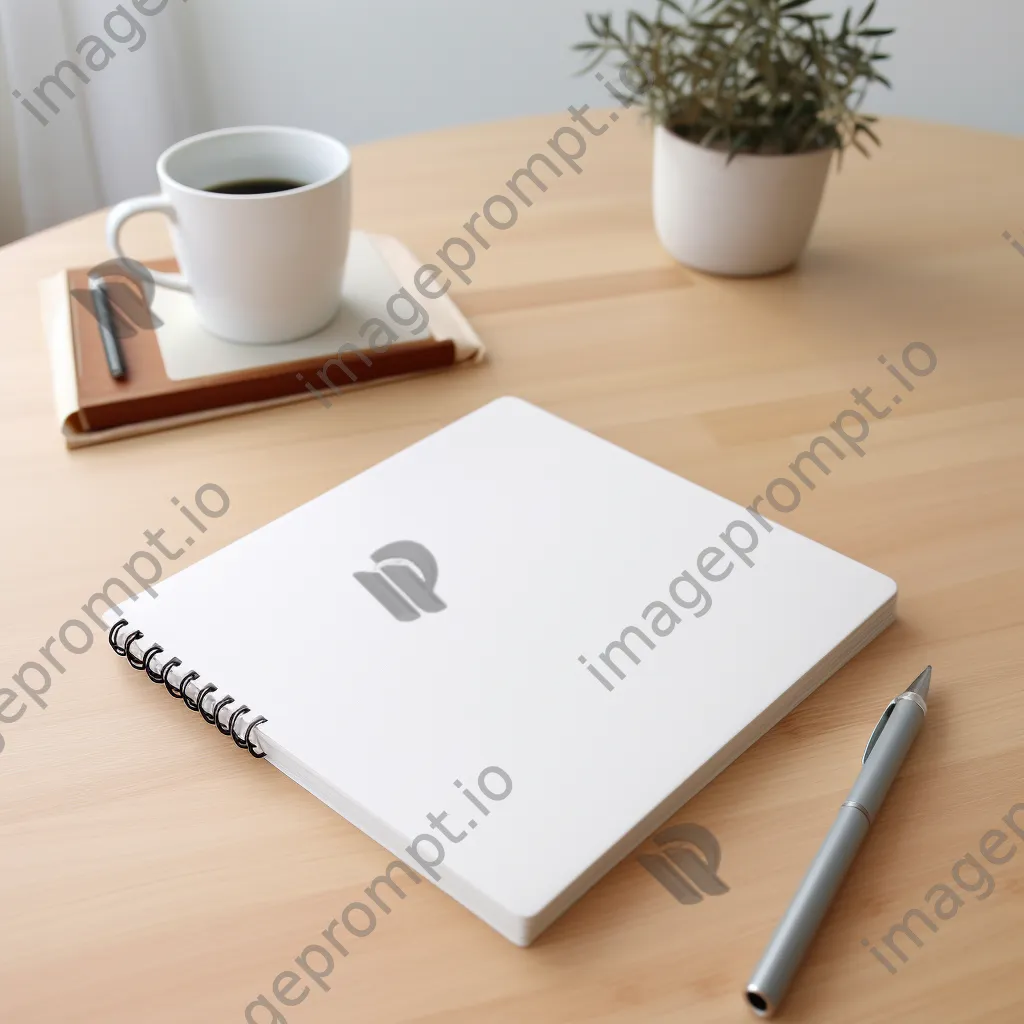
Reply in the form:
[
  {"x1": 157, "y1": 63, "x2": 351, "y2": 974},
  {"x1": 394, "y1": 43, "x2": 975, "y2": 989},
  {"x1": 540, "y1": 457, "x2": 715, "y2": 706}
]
[{"x1": 907, "y1": 665, "x2": 931, "y2": 699}]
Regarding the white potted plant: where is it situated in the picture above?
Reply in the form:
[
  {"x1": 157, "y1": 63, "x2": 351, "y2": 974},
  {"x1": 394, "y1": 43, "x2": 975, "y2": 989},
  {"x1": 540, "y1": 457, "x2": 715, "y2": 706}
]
[{"x1": 576, "y1": 0, "x2": 894, "y2": 276}]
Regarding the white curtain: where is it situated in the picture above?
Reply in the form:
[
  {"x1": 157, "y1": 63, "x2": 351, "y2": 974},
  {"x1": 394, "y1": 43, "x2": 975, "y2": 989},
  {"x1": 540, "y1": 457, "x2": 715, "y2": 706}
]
[{"x1": 0, "y1": 0, "x2": 211, "y2": 245}]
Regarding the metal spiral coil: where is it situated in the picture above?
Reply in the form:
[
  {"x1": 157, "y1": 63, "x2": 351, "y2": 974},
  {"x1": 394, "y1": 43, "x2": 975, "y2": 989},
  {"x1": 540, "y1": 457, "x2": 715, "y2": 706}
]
[{"x1": 108, "y1": 619, "x2": 268, "y2": 758}]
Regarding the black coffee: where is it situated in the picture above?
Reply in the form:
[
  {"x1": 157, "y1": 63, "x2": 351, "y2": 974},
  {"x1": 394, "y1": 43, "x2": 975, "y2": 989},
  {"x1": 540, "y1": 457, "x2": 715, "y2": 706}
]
[{"x1": 205, "y1": 178, "x2": 308, "y2": 195}]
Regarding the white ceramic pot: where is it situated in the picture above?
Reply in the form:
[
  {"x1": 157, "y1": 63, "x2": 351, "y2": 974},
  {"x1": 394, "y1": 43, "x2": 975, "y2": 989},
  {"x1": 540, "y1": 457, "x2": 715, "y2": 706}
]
[{"x1": 652, "y1": 124, "x2": 832, "y2": 276}]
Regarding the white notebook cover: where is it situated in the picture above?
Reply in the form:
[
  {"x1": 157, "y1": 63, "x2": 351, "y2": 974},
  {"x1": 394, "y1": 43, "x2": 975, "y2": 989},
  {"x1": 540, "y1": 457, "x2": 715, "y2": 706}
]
[{"x1": 108, "y1": 397, "x2": 896, "y2": 944}]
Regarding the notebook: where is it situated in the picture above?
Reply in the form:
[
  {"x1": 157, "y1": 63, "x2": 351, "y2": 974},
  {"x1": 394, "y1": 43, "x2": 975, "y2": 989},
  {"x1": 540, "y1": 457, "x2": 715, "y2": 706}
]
[
  {"x1": 41, "y1": 232, "x2": 484, "y2": 448},
  {"x1": 104, "y1": 397, "x2": 897, "y2": 945}
]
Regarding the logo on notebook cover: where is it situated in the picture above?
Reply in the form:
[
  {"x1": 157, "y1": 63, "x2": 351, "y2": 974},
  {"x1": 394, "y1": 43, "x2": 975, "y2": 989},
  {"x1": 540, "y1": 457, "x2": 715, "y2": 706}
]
[
  {"x1": 637, "y1": 824, "x2": 729, "y2": 904},
  {"x1": 354, "y1": 540, "x2": 447, "y2": 622}
]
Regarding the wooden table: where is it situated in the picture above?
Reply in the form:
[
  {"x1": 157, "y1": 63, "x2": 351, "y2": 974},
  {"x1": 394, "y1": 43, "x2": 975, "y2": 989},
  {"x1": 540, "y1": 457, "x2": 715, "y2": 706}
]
[{"x1": 1, "y1": 113, "x2": 1022, "y2": 1024}]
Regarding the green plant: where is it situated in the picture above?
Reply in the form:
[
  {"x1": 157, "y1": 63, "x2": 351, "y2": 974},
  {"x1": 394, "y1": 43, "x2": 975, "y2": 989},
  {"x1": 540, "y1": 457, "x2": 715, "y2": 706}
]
[{"x1": 575, "y1": 0, "x2": 893, "y2": 158}]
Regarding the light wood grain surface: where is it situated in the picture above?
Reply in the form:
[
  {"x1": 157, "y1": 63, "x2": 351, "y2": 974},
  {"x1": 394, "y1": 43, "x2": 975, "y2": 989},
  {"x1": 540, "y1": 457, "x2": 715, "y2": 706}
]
[{"x1": 1, "y1": 112, "x2": 1022, "y2": 1024}]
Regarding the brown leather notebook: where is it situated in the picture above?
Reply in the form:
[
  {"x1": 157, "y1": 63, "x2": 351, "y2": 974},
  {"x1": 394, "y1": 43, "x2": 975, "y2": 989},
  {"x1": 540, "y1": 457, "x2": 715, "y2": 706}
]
[{"x1": 41, "y1": 233, "x2": 485, "y2": 447}]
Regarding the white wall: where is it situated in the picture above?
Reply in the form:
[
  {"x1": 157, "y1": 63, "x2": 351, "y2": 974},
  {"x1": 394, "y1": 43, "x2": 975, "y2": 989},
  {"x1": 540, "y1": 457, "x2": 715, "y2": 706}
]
[
  {"x1": 2, "y1": 0, "x2": 1020, "y2": 242},
  {"x1": 186, "y1": 0, "x2": 1024, "y2": 144},
  {"x1": 810, "y1": 0, "x2": 1024, "y2": 137}
]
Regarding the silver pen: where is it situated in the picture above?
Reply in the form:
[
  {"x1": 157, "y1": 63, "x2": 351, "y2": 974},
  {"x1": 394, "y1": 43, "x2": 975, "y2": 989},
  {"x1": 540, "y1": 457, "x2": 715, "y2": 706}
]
[{"x1": 745, "y1": 666, "x2": 932, "y2": 1017}]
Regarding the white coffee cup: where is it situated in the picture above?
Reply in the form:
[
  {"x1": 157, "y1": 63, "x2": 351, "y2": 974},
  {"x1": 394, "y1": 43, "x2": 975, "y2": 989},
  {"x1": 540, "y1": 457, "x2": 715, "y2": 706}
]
[{"x1": 106, "y1": 126, "x2": 352, "y2": 344}]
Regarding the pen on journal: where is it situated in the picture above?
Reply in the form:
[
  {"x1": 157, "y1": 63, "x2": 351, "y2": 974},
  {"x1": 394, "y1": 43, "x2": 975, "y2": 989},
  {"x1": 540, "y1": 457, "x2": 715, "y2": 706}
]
[
  {"x1": 745, "y1": 666, "x2": 933, "y2": 1017},
  {"x1": 89, "y1": 275, "x2": 127, "y2": 381}
]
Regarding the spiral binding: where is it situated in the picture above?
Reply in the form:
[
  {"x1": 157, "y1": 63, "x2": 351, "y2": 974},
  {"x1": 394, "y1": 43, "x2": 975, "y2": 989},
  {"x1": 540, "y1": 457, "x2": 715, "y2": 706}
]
[{"x1": 108, "y1": 618, "x2": 268, "y2": 758}]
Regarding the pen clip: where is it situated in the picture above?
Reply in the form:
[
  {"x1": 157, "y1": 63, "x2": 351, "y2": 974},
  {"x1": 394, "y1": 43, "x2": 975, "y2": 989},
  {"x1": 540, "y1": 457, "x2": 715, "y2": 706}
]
[{"x1": 862, "y1": 699, "x2": 897, "y2": 764}]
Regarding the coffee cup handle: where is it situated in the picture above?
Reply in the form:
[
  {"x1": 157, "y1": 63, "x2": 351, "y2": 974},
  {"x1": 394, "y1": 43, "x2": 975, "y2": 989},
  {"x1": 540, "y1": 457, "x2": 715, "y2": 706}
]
[{"x1": 106, "y1": 195, "x2": 190, "y2": 292}]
